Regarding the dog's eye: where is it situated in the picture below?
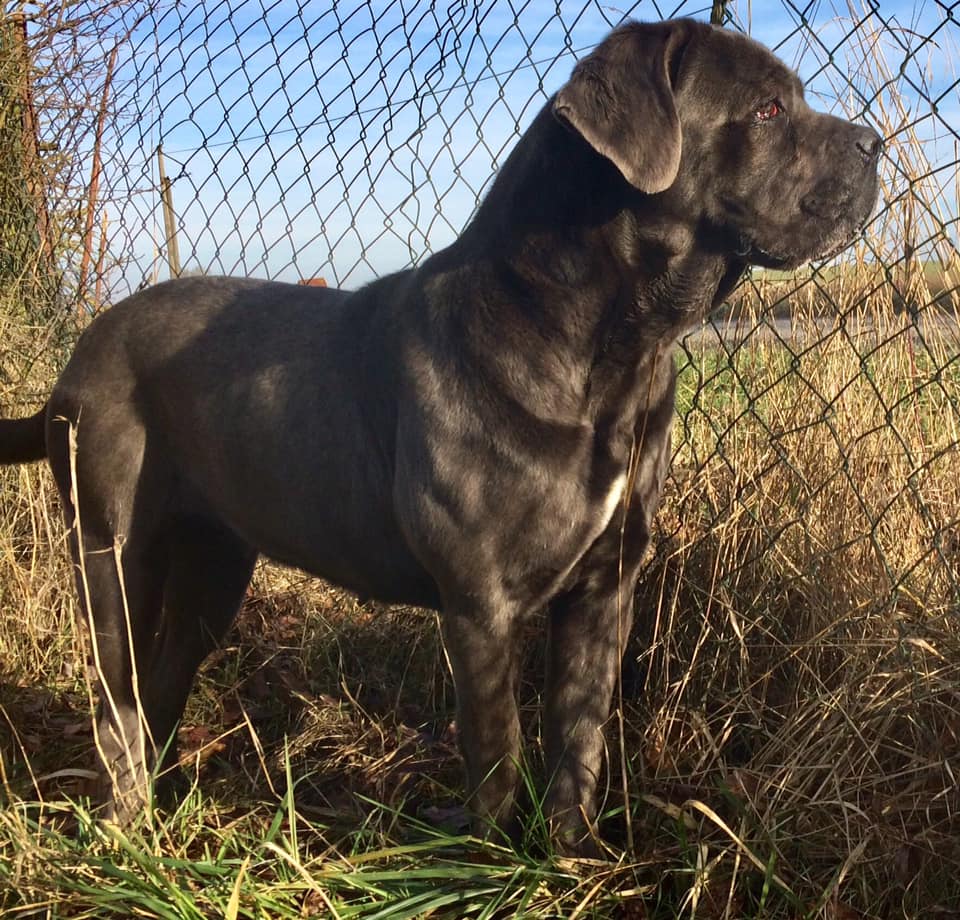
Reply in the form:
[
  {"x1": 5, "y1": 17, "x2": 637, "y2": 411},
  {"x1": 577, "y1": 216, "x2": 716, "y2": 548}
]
[{"x1": 755, "y1": 100, "x2": 784, "y2": 122}]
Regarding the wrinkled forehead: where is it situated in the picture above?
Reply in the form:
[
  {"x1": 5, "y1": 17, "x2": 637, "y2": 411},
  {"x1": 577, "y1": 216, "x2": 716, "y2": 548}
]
[{"x1": 686, "y1": 25, "x2": 804, "y2": 103}]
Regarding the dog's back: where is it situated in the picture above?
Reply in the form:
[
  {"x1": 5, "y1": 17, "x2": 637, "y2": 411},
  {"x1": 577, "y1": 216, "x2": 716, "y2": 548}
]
[{"x1": 37, "y1": 275, "x2": 434, "y2": 603}]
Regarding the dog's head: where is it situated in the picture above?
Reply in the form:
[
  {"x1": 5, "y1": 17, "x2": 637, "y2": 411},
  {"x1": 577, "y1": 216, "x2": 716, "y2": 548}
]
[{"x1": 553, "y1": 19, "x2": 881, "y2": 269}]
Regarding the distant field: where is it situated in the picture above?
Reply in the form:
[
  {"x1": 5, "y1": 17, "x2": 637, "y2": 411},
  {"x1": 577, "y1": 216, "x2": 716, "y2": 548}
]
[{"x1": 720, "y1": 260, "x2": 960, "y2": 318}]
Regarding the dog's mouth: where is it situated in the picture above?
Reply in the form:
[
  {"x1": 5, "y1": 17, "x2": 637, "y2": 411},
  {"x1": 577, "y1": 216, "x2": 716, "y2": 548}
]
[
  {"x1": 735, "y1": 234, "x2": 794, "y2": 270},
  {"x1": 736, "y1": 218, "x2": 871, "y2": 271}
]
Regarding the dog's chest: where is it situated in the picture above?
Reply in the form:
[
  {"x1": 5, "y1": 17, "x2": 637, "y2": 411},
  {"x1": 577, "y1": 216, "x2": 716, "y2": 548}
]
[{"x1": 596, "y1": 472, "x2": 627, "y2": 532}]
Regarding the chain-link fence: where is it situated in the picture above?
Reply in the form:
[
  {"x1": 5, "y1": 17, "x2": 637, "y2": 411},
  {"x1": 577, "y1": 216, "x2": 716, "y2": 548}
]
[
  {"x1": 4, "y1": 0, "x2": 959, "y2": 626},
  {"x1": 2, "y1": 4, "x2": 959, "y2": 905}
]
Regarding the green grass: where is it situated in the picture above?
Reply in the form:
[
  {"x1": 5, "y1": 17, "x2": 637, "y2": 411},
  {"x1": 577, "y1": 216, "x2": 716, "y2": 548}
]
[{"x1": 0, "y1": 798, "x2": 590, "y2": 919}]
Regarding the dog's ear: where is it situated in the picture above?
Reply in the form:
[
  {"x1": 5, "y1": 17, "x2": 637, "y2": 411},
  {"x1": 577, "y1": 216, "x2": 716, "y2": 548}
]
[{"x1": 553, "y1": 20, "x2": 694, "y2": 193}]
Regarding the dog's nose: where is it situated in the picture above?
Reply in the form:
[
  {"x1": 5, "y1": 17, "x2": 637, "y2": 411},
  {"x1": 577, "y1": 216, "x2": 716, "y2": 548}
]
[{"x1": 855, "y1": 127, "x2": 883, "y2": 164}]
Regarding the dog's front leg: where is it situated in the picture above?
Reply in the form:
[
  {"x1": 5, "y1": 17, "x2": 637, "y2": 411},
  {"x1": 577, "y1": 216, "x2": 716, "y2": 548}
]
[
  {"x1": 441, "y1": 606, "x2": 523, "y2": 841},
  {"x1": 543, "y1": 561, "x2": 640, "y2": 856},
  {"x1": 542, "y1": 442, "x2": 668, "y2": 856}
]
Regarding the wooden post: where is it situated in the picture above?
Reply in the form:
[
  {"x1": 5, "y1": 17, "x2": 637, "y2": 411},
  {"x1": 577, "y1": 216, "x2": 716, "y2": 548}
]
[
  {"x1": 157, "y1": 145, "x2": 181, "y2": 278},
  {"x1": 94, "y1": 209, "x2": 109, "y2": 308},
  {"x1": 710, "y1": 1, "x2": 728, "y2": 25},
  {"x1": 8, "y1": 15, "x2": 55, "y2": 274},
  {"x1": 79, "y1": 45, "x2": 117, "y2": 315}
]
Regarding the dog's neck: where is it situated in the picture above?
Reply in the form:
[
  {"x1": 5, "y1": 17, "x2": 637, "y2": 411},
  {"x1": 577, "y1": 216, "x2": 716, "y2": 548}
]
[
  {"x1": 438, "y1": 103, "x2": 746, "y2": 420},
  {"x1": 464, "y1": 102, "x2": 745, "y2": 321}
]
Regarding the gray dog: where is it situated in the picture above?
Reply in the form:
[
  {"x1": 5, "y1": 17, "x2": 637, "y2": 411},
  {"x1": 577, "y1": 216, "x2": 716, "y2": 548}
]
[{"x1": 0, "y1": 18, "x2": 879, "y2": 852}]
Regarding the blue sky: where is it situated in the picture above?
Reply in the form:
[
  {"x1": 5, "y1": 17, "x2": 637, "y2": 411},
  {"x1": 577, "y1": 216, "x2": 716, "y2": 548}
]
[{"x1": 98, "y1": 0, "x2": 959, "y2": 294}]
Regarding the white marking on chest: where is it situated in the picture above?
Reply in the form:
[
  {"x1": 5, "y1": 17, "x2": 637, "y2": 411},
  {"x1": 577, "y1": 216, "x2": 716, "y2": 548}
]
[{"x1": 598, "y1": 473, "x2": 627, "y2": 532}]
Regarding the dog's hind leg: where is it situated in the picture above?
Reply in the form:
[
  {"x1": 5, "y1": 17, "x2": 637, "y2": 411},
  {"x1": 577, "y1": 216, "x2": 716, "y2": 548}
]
[
  {"x1": 47, "y1": 409, "x2": 176, "y2": 821},
  {"x1": 69, "y1": 527, "x2": 169, "y2": 822},
  {"x1": 144, "y1": 519, "x2": 256, "y2": 790}
]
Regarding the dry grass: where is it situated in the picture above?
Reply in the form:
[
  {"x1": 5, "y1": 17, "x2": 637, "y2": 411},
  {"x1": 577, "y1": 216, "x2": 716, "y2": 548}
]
[
  {"x1": 1, "y1": 277, "x2": 957, "y2": 917},
  {"x1": 628, "y1": 298, "x2": 960, "y2": 916},
  {"x1": 1, "y1": 5, "x2": 959, "y2": 916}
]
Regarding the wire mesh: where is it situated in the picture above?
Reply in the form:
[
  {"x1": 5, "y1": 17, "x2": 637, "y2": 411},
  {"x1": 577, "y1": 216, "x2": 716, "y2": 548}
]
[{"x1": 4, "y1": 0, "x2": 960, "y2": 624}]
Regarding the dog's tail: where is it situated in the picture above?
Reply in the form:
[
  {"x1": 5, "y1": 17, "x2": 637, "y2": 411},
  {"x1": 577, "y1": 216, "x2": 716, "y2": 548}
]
[{"x1": 0, "y1": 406, "x2": 47, "y2": 464}]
